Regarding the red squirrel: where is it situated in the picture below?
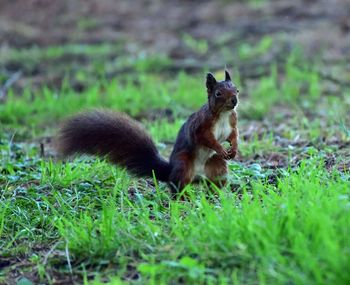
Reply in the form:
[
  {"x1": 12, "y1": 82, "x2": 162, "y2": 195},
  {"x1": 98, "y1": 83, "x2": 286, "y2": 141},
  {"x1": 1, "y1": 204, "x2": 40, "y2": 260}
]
[{"x1": 57, "y1": 70, "x2": 239, "y2": 193}]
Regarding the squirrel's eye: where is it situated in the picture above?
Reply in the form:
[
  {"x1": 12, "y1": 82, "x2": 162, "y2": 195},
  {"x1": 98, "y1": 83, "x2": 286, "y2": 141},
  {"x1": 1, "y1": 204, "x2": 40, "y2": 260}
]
[
  {"x1": 215, "y1": 91, "x2": 222, "y2": 97},
  {"x1": 237, "y1": 89, "x2": 239, "y2": 93}
]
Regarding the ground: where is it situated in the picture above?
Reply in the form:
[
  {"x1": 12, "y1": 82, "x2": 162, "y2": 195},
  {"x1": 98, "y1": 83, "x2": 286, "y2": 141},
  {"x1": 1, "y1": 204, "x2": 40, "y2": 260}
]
[{"x1": 0, "y1": 0, "x2": 349, "y2": 284}]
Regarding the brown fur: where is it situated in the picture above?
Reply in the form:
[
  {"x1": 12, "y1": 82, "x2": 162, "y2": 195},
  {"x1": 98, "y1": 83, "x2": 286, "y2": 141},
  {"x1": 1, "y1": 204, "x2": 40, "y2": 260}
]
[
  {"x1": 204, "y1": 154, "x2": 227, "y2": 186},
  {"x1": 56, "y1": 71, "x2": 239, "y2": 194},
  {"x1": 228, "y1": 111, "x2": 239, "y2": 158},
  {"x1": 57, "y1": 110, "x2": 171, "y2": 181}
]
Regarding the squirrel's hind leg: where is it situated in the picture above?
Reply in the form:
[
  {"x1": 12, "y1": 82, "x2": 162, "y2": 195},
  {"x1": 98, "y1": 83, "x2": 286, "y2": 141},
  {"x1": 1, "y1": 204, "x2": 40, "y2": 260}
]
[
  {"x1": 204, "y1": 154, "x2": 228, "y2": 187},
  {"x1": 169, "y1": 154, "x2": 194, "y2": 194}
]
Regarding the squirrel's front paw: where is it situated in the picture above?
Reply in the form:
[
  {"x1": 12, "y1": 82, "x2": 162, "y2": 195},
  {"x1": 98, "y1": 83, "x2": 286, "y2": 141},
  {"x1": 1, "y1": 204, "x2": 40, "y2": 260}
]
[
  {"x1": 217, "y1": 148, "x2": 231, "y2": 160},
  {"x1": 228, "y1": 148, "x2": 237, "y2": 159}
]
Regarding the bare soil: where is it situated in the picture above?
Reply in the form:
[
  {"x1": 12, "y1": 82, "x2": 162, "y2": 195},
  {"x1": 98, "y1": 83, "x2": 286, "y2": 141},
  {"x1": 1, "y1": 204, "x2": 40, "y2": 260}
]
[{"x1": 1, "y1": 0, "x2": 349, "y2": 86}]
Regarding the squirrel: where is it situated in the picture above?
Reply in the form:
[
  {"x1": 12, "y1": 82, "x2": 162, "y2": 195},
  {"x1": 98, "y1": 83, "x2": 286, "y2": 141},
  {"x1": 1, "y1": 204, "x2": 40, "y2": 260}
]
[{"x1": 57, "y1": 70, "x2": 239, "y2": 193}]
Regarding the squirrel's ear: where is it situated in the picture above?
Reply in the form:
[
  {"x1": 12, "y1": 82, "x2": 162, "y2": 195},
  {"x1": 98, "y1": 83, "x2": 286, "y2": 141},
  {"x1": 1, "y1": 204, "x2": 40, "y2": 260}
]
[
  {"x1": 225, "y1": 70, "x2": 231, "y2": 81},
  {"x1": 206, "y1": 73, "x2": 217, "y2": 91}
]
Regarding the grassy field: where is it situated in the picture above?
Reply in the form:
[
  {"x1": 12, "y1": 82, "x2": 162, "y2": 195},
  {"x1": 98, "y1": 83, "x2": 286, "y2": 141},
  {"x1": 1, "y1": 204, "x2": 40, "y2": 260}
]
[{"x1": 1, "y1": 44, "x2": 350, "y2": 284}]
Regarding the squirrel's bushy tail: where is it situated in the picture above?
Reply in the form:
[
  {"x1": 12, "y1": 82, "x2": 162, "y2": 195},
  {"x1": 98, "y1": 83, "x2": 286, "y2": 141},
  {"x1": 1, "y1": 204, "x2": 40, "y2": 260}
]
[{"x1": 57, "y1": 110, "x2": 171, "y2": 182}]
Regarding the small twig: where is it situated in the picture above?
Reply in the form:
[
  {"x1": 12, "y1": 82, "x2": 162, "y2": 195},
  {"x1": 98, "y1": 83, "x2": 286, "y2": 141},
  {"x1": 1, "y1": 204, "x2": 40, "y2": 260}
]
[
  {"x1": 7, "y1": 131, "x2": 17, "y2": 159},
  {"x1": 43, "y1": 241, "x2": 62, "y2": 265},
  {"x1": 318, "y1": 72, "x2": 350, "y2": 88},
  {"x1": 40, "y1": 142, "x2": 45, "y2": 157},
  {"x1": 0, "y1": 71, "x2": 22, "y2": 102},
  {"x1": 65, "y1": 240, "x2": 73, "y2": 274}
]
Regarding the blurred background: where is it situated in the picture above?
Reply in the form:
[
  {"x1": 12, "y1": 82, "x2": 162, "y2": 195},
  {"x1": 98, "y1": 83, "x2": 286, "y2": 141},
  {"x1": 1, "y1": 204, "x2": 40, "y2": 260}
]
[
  {"x1": 1, "y1": 0, "x2": 349, "y2": 90},
  {"x1": 1, "y1": 0, "x2": 349, "y2": 164}
]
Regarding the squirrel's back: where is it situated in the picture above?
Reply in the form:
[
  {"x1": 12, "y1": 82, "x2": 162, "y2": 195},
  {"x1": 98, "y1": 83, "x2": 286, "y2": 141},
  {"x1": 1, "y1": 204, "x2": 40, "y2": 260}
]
[{"x1": 57, "y1": 110, "x2": 171, "y2": 181}]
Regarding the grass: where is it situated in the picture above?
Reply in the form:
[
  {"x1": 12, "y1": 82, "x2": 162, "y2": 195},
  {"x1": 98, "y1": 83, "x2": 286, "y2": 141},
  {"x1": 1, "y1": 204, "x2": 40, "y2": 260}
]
[
  {"x1": 1, "y1": 49, "x2": 350, "y2": 284},
  {"x1": 238, "y1": 36, "x2": 274, "y2": 60},
  {"x1": 0, "y1": 72, "x2": 203, "y2": 133},
  {"x1": 0, "y1": 43, "x2": 120, "y2": 63},
  {"x1": 1, "y1": 140, "x2": 349, "y2": 284},
  {"x1": 239, "y1": 132, "x2": 278, "y2": 157},
  {"x1": 0, "y1": 52, "x2": 338, "y2": 133}
]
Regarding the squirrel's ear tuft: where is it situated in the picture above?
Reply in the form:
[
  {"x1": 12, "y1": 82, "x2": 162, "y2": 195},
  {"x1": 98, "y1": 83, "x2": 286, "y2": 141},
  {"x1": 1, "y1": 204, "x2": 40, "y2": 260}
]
[
  {"x1": 206, "y1": 72, "x2": 217, "y2": 91},
  {"x1": 225, "y1": 70, "x2": 231, "y2": 81}
]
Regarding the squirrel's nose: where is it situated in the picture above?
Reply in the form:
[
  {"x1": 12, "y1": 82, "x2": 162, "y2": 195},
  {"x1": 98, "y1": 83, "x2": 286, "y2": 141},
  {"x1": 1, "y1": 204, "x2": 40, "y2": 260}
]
[{"x1": 231, "y1": 97, "x2": 237, "y2": 106}]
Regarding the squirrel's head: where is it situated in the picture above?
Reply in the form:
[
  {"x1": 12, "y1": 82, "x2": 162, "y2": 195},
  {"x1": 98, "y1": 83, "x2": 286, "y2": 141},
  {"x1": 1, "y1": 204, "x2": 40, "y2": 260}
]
[{"x1": 206, "y1": 70, "x2": 239, "y2": 113}]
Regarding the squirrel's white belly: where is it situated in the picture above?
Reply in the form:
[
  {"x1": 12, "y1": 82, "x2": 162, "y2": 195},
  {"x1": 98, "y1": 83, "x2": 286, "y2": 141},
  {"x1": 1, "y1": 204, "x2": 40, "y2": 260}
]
[
  {"x1": 213, "y1": 111, "x2": 232, "y2": 143},
  {"x1": 194, "y1": 147, "x2": 214, "y2": 177},
  {"x1": 193, "y1": 111, "x2": 232, "y2": 177}
]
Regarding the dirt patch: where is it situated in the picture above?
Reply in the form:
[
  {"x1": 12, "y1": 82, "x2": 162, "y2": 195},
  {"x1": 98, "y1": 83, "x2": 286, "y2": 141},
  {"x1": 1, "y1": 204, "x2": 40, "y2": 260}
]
[
  {"x1": 1, "y1": 0, "x2": 350, "y2": 89},
  {"x1": 1, "y1": 0, "x2": 349, "y2": 52}
]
